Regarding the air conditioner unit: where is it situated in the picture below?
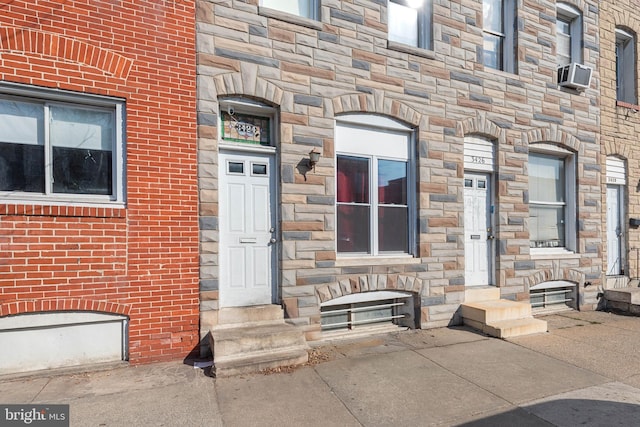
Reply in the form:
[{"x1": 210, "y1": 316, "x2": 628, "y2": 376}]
[{"x1": 557, "y1": 62, "x2": 593, "y2": 90}]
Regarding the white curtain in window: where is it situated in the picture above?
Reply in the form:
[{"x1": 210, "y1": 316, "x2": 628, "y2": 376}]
[
  {"x1": 0, "y1": 100, "x2": 43, "y2": 145},
  {"x1": 261, "y1": 0, "x2": 312, "y2": 18},
  {"x1": 388, "y1": 2, "x2": 419, "y2": 46},
  {"x1": 529, "y1": 154, "x2": 564, "y2": 203},
  {"x1": 50, "y1": 106, "x2": 114, "y2": 151}
]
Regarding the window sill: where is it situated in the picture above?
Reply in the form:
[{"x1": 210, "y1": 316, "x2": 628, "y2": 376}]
[
  {"x1": 1, "y1": 198, "x2": 126, "y2": 217},
  {"x1": 530, "y1": 248, "x2": 580, "y2": 260},
  {"x1": 258, "y1": 7, "x2": 322, "y2": 30},
  {"x1": 387, "y1": 40, "x2": 435, "y2": 60},
  {"x1": 335, "y1": 255, "x2": 420, "y2": 267},
  {"x1": 616, "y1": 100, "x2": 640, "y2": 111}
]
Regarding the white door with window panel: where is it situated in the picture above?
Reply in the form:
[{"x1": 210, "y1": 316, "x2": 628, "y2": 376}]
[
  {"x1": 464, "y1": 173, "x2": 493, "y2": 286},
  {"x1": 607, "y1": 185, "x2": 624, "y2": 276},
  {"x1": 219, "y1": 151, "x2": 276, "y2": 307}
]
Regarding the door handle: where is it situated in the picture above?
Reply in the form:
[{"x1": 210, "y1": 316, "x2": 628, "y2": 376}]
[{"x1": 270, "y1": 238, "x2": 277, "y2": 244}]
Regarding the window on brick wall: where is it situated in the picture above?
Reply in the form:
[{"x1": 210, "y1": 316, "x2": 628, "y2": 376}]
[
  {"x1": 388, "y1": 0, "x2": 433, "y2": 50},
  {"x1": 482, "y1": 0, "x2": 516, "y2": 73},
  {"x1": 556, "y1": 3, "x2": 583, "y2": 67},
  {"x1": 616, "y1": 28, "x2": 636, "y2": 104},
  {"x1": 529, "y1": 146, "x2": 576, "y2": 254},
  {"x1": 335, "y1": 115, "x2": 415, "y2": 256},
  {"x1": 260, "y1": 0, "x2": 319, "y2": 20},
  {"x1": 0, "y1": 83, "x2": 125, "y2": 205}
]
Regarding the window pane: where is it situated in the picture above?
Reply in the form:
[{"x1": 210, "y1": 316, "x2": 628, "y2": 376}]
[
  {"x1": 52, "y1": 146, "x2": 112, "y2": 195},
  {"x1": 50, "y1": 106, "x2": 114, "y2": 195},
  {"x1": 483, "y1": 0, "x2": 503, "y2": 33},
  {"x1": 530, "y1": 205, "x2": 565, "y2": 248},
  {"x1": 483, "y1": 34, "x2": 503, "y2": 69},
  {"x1": 261, "y1": 0, "x2": 313, "y2": 18},
  {"x1": 378, "y1": 206, "x2": 408, "y2": 252},
  {"x1": 0, "y1": 99, "x2": 44, "y2": 145},
  {"x1": 378, "y1": 159, "x2": 407, "y2": 205},
  {"x1": 388, "y1": 1, "x2": 419, "y2": 46},
  {"x1": 337, "y1": 156, "x2": 369, "y2": 203},
  {"x1": 337, "y1": 205, "x2": 370, "y2": 253},
  {"x1": 0, "y1": 142, "x2": 44, "y2": 192},
  {"x1": 529, "y1": 154, "x2": 565, "y2": 203}
]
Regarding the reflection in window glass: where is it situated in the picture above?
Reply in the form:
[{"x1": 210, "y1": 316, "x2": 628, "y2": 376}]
[
  {"x1": 261, "y1": 0, "x2": 314, "y2": 19},
  {"x1": 252, "y1": 163, "x2": 267, "y2": 175},
  {"x1": 388, "y1": 1, "x2": 419, "y2": 47},
  {"x1": 228, "y1": 162, "x2": 244, "y2": 174},
  {"x1": 337, "y1": 156, "x2": 369, "y2": 203}
]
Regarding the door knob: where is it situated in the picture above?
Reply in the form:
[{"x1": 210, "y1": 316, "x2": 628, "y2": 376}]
[{"x1": 270, "y1": 238, "x2": 277, "y2": 244}]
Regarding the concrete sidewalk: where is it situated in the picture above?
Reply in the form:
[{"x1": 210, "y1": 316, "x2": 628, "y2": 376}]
[{"x1": 3, "y1": 310, "x2": 640, "y2": 426}]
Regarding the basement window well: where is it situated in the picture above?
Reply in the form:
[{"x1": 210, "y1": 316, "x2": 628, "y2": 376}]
[
  {"x1": 320, "y1": 291, "x2": 416, "y2": 334},
  {"x1": 529, "y1": 281, "x2": 577, "y2": 313}
]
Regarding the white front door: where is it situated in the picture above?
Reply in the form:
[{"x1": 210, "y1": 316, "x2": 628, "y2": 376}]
[
  {"x1": 219, "y1": 151, "x2": 276, "y2": 307},
  {"x1": 464, "y1": 173, "x2": 493, "y2": 286},
  {"x1": 607, "y1": 185, "x2": 624, "y2": 275}
]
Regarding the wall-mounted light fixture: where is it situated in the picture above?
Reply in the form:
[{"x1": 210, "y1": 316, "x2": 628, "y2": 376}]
[{"x1": 308, "y1": 149, "x2": 321, "y2": 171}]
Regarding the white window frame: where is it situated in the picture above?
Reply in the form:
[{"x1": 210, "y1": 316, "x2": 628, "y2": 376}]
[
  {"x1": 335, "y1": 115, "x2": 416, "y2": 258},
  {"x1": 259, "y1": 0, "x2": 319, "y2": 21},
  {"x1": 218, "y1": 98, "x2": 278, "y2": 153},
  {"x1": 387, "y1": 0, "x2": 433, "y2": 51},
  {"x1": 616, "y1": 28, "x2": 637, "y2": 104},
  {"x1": 482, "y1": 0, "x2": 516, "y2": 73},
  {"x1": 0, "y1": 83, "x2": 125, "y2": 207},
  {"x1": 556, "y1": 3, "x2": 583, "y2": 66},
  {"x1": 529, "y1": 144, "x2": 576, "y2": 255}
]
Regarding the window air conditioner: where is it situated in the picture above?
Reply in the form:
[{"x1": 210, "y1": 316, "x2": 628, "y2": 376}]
[{"x1": 557, "y1": 62, "x2": 593, "y2": 90}]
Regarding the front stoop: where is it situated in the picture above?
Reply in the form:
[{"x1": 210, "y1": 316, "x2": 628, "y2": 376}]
[
  {"x1": 461, "y1": 288, "x2": 547, "y2": 339},
  {"x1": 604, "y1": 286, "x2": 640, "y2": 315},
  {"x1": 210, "y1": 305, "x2": 309, "y2": 377}
]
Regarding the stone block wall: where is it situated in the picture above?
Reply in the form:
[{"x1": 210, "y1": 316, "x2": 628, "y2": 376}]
[{"x1": 197, "y1": 0, "x2": 602, "y2": 344}]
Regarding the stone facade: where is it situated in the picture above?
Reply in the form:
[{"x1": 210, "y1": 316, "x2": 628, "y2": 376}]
[
  {"x1": 196, "y1": 0, "x2": 603, "y2": 348},
  {"x1": 599, "y1": 1, "x2": 640, "y2": 283}
]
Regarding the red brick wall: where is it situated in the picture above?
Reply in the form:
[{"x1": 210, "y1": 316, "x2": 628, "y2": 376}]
[{"x1": 0, "y1": 0, "x2": 199, "y2": 364}]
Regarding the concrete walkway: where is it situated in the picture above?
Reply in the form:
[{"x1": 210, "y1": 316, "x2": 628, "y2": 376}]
[{"x1": 3, "y1": 311, "x2": 640, "y2": 426}]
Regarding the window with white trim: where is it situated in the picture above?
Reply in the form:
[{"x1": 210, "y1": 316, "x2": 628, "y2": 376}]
[
  {"x1": 260, "y1": 0, "x2": 319, "y2": 20},
  {"x1": 336, "y1": 115, "x2": 415, "y2": 256},
  {"x1": 482, "y1": 0, "x2": 516, "y2": 73},
  {"x1": 0, "y1": 84, "x2": 125, "y2": 204},
  {"x1": 388, "y1": 0, "x2": 432, "y2": 50},
  {"x1": 556, "y1": 3, "x2": 583, "y2": 67},
  {"x1": 616, "y1": 28, "x2": 636, "y2": 104},
  {"x1": 528, "y1": 146, "x2": 576, "y2": 252}
]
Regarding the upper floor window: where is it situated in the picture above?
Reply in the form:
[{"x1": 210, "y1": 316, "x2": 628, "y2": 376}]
[
  {"x1": 616, "y1": 28, "x2": 636, "y2": 104},
  {"x1": 260, "y1": 0, "x2": 319, "y2": 20},
  {"x1": 0, "y1": 84, "x2": 125, "y2": 205},
  {"x1": 388, "y1": 0, "x2": 432, "y2": 50},
  {"x1": 556, "y1": 3, "x2": 583, "y2": 66},
  {"x1": 482, "y1": 0, "x2": 516, "y2": 73},
  {"x1": 336, "y1": 115, "x2": 415, "y2": 257},
  {"x1": 529, "y1": 146, "x2": 576, "y2": 253}
]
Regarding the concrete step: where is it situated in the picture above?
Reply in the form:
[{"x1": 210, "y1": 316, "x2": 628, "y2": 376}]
[
  {"x1": 464, "y1": 287, "x2": 500, "y2": 303},
  {"x1": 604, "y1": 287, "x2": 640, "y2": 305},
  {"x1": 481, "y1": 318, "x2": 548, "y2": 339},
  {"x1": 461, "y1": 299, "x2": 532, "y2": 324},
  {"x1": 216, "y1": 305, "x2": 284, "y2": 328},
  {"x1": 212, "y1": 322, "x2": 307, "y2": 357},
  {"x1": 213, "y1": 346, "x2": 309, "y2": 377}
]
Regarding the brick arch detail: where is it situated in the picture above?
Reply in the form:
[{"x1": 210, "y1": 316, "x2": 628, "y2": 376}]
[
  {"x1": 331, "y1": 92, "x2": 421, "y2": 127},
  {"x1": 0, "y1": 26, "x2": 132, "y2": 79},
  {"x1": 0, "y1": 299, "x2": 131, "y2": 318},
  {"x1": 612, "y1": 10, "x2": 640, "y2": 35},
  {"x1": 523, "y1": 126, "x2": 582, "y2": 153},
  {"x1": 213, "y1": 72, "x2": 284, "y2": 107},
  {"x1": 524, "y1": 268, "x2": 585, "y2": 289},
  {"x1": 316, "y1": 274, "x2": 424, "y2": 304},
  {"x1": 604, "y1": 140, "x2": 632, "y2": 161},
  {"x1": 458, "y1": 115, "x2": 505, "y2": 144}
]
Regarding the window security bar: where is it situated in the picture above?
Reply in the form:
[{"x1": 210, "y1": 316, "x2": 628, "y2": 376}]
[
  {"x1": 322, "y1": 301, "x2": 406, "y2": 316},
  {"x1": 322, "y1": 314, "x2": 407, "y2": 329}
]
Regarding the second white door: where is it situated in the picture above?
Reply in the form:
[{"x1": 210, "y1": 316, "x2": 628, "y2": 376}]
[{"x1": 464, "y1": 173, "x2": 493, "y2": 286}]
